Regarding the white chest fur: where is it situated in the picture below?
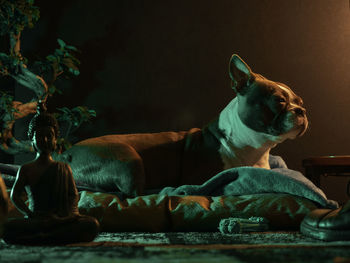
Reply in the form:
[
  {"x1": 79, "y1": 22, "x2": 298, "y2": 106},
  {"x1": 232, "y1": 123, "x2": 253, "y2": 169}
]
[{"x1": 212, "y1": 97, "x2": 282, "y2": 170}]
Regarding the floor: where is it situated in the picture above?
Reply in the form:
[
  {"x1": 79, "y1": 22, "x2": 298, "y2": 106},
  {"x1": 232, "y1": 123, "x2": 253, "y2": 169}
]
[{"x1": 1, "y1": 232, "x2": 350, "y2": 263}]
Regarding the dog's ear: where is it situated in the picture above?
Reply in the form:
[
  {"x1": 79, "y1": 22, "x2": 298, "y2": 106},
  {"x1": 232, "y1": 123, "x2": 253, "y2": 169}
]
[{"x1": 229, "y1": 54, "x2": 254, "y2": 94}]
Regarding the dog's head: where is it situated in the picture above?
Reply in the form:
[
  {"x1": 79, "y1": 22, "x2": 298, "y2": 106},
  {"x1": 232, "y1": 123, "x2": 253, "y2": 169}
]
[{"x1": 229, "y1": 54, "x2": 308, "y2": 140}]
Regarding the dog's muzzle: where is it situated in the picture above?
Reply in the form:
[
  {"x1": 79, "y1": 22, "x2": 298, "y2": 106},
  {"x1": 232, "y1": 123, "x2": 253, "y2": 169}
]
[{"x1": 293, "y1": 107, "x2": 308, "y2": 137}]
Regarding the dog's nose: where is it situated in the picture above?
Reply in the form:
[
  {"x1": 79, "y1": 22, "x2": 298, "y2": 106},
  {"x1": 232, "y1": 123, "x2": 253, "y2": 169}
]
[{"x1": 293, "y1": 107, "x2": 306, "y2": 116}]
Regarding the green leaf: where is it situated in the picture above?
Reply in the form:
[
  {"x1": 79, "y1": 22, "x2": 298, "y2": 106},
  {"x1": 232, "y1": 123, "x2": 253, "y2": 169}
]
[
  {"x1": 48, "y1": 85, "x2": 56, "y2": 94},
  {"x1": 46, "y1": 55, "x2": 56, "y2": 62},
  {"x1": 55, "y1": 49, "x2": 63, "y2": 56},
  {"x1": 89, "y1": 110, "x2": 97, "y2": 117},
  {"x1": 68, "y1": 67, "x2": 80, "y2": 76},
  {"x1": 57, "y1": 38, "x2": 66, "y2": 49},
  {"x1": 48, "y1": 85, "x2": 62, "y2": 95},
  {"x1": 0, "y1": 53, "x2": 9, "y2": 59},
  {"x1": 65, "y1": 45, "x2": 78, "y2": 51},
  {"x1": 60, "y1": 107, "x2": 70, "y2": 114}
]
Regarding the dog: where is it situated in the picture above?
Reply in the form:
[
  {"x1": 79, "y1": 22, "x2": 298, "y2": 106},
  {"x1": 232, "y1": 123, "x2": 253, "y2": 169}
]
[{"x1": 56, "y1": 54, "x2": 308, "y2": 197}]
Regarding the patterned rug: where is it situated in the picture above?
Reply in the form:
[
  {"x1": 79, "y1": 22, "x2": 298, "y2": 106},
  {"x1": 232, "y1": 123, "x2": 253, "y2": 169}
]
[
  {"x1": 1, "y1": 231, "x2": 350, "y2": 263},
  {"x1": 78, "y1": 231, "x2": 350, "y2": 248}
]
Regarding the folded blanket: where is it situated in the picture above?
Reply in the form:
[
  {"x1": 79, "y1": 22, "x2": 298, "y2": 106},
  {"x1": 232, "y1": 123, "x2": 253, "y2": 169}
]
[{"x1": 159, "y1": 166, "x2": 338, "y2": 209}]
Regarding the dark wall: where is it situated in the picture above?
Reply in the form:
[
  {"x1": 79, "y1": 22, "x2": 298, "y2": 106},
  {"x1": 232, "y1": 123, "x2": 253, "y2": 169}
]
[{"x1": 15, "y1": 0, "x2": 350, "y2": 178}]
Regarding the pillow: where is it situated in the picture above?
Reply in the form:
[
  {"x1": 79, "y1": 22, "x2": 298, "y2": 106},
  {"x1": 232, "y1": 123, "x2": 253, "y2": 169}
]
[
  {"x1": 6, "y1": 190, "x2": 317, "y2": 232},
  {"x1": 77, "y1": 192, "x2": 318, "y2": 232}
]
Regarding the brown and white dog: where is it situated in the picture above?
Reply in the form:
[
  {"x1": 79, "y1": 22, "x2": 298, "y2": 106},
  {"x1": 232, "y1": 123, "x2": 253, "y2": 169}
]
[{"x1": 56, "y1": 55, "x2": 308, "y2": 197}]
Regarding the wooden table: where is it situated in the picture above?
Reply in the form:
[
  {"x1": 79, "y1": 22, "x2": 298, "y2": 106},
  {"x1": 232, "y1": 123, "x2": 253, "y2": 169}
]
[{"x1": 302, "y1": 155, "x2": 350, "y2": 197}]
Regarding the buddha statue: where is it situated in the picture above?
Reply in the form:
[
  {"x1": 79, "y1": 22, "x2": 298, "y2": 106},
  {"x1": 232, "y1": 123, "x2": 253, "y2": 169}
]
[{"x1": 2, "y1": 102, "x2": 99, "y2": 245}]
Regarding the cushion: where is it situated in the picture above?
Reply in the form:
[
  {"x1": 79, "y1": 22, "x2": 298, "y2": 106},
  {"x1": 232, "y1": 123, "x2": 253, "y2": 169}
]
[{"x1": 6, "y1": 190, "x2": 317, "y2": 232}]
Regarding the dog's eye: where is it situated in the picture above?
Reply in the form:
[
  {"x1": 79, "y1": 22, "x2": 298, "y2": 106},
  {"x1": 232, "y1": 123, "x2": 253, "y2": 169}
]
[{"x1": 276, "y1": 97, "x2": 286, "y2": 103}]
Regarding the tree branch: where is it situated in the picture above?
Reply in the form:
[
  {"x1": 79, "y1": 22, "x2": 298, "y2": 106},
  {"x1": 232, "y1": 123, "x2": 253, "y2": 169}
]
[{"x1": 1, "y1": 65, "x2": 48, "y2": 155}]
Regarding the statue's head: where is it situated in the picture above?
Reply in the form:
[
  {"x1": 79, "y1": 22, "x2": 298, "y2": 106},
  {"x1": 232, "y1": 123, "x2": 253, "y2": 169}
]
[{"x1": 28, "y1": 101, "x2": 59, "y2": 154}]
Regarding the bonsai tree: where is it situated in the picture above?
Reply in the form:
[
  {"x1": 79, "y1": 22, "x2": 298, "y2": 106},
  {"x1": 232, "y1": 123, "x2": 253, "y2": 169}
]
[{"x1": 0, "y1": 0, "x2": 95, "y2": 155}]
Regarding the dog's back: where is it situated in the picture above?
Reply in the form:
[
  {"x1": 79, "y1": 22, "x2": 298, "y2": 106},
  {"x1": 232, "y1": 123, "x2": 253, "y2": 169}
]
[{"x1": 57, "y1": 125, "x2": 222, "y2": 193}]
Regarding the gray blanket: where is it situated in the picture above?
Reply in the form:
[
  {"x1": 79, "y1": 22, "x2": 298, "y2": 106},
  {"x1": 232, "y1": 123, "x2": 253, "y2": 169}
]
[{"x1": 160, "y1": 156, "x2": 338, "y2": 209}]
